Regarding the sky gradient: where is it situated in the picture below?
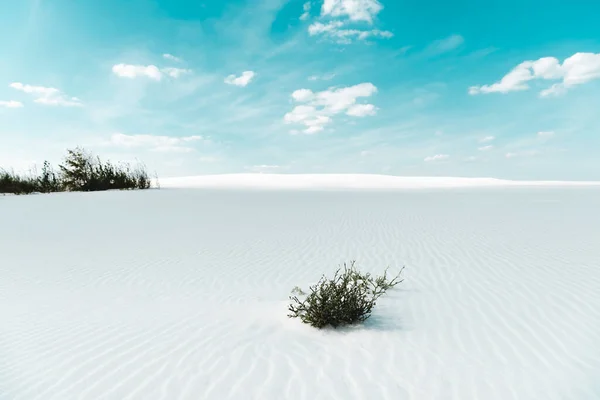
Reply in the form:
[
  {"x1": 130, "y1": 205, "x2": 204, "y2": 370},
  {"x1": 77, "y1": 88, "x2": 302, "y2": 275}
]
[{"x1": 1, "y1": 0, "x2": 599, "y2": 180}]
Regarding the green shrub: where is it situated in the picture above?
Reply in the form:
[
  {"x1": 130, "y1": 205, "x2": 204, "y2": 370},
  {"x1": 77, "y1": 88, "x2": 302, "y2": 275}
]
[
  {"x1": 0, "y1": 147, "x2": 153, "y2": 195},
  {"x1": 288, "y1": 261, "x2": 404, "y2": 329},
  {"x1": 0, "y1": 169, "x2": 39, "y2": 194}
]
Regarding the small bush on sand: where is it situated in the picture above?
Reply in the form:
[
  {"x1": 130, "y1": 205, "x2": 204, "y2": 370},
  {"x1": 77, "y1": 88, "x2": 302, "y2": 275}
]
[
  {"x1": 0, "y1": 147, "x2": 153, "y2": 195},
  {"x1": 288, "y1": 261, "x2": 404, "y2": 329},
  {"x1": 0, "y1": 169, "x2": 40, "y2": 195}
]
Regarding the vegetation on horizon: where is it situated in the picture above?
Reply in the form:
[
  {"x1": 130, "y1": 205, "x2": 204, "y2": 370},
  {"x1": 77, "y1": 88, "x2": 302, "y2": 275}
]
[
  {"x1": 288, "y1": 261, "x2": 404, "y2": 329},
  {"x1": 1, "y1": 147, "x2": 153, "y2": 195}
]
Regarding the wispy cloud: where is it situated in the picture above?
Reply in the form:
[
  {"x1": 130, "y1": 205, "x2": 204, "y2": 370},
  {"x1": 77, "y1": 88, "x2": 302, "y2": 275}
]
[
  {"x1": 163, "y1": 53, "x2": 182, "y2": 62},
  {"x1": 308, "y1": 21, "x2": 393, "y2": 43},
  {"x1": 424, "y1": 154, "x2": 450, "y2": 162},
  {"x1": 478, "y1": 145, "x2": 493, "y2": 151},
  {"x1": 108, "y1": 133, "x2": 205, "y2": 153},
  {"x1": 162, "y1": 67, "x2": 192, "y2": 78},
  {"x1": 0, "y1": 100, "x2": 23, "y2": 108},
  {"x1": 505, "y1": 150, "x2": 539, "y2": 159},
  {"x1": 479, "y1": 135, "x2": 495, "y2": 143},
  {"x1": 224, "y1": 71, "x2": 256, "y2": 87},
  {"x1": 9, "y1": 82, "x2": 82, "y2": 107},
  {"x1": 423, "y1": 34, "x2": 464, "y2": 56},
  {"x1": 308, "y1": 73, "x2": 337, "y2": 81},
  {"x1": 300, "y1": 1, "x2": 311, "y2": 21},
  {"x1": 469, "y1": 52, "x2": 600, "y2": 96}
]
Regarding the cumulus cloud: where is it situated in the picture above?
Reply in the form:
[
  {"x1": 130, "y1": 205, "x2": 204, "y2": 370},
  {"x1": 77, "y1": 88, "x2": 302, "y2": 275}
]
[
  {"x1": 284, "y1": 82, "x2": 378, "y2": 134},
  {"x1": 112, "y1": 63, "x2": 192, "y2": 80},
  {"x1": 346, "y1": 103, "x2": 377, "y2": 116},
  {"x1": 109, "y1": 133, "x2": 204, "y2": 153},
  {"x1": 0, "y1": 100, "x2": 23, "y2": 108},
  {"x1": 469, "y1": 52, "x2": 600, "y2": 96},
  {"x1": 424, "y1": 154, "x2": 450, "y2": 162},
  {"x1": 112, "y1": 64, "x2": 162, "y2": 80},
  {"x1": 308, "y1": 0, "x2": 391, "y2": 43},
  {"x1": 321, "y1": 0, "x2": 383, "y2": 23},
  {"x1": 224, "y1": 71, "x2": 256, "y2": 87},
  {"x1": 163, "y1": 53, "x2": 182, "y2": 62},
  {"x1": 9, "y1": 82, "x2": 82, "y2": 107}
]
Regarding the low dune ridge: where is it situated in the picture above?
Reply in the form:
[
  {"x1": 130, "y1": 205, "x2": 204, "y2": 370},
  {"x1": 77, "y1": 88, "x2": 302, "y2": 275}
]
[
  {"x1": 160, "y1": 173, "x2": 600, "y2": 189},
  {"x1": 1, "y1": 188, "x2": 600, "y2": 399}
]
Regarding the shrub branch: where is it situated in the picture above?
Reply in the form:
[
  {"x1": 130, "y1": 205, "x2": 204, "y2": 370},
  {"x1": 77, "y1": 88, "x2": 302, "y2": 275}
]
[{"x1": 288, "y1": 261, "x2": 404, "y2": 328}]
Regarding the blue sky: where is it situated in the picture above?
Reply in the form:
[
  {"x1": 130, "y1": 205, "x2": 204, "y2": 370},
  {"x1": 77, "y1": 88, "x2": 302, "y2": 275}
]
[{"x1": 1, "y1": 0, "x2": 599, "y2": 180}]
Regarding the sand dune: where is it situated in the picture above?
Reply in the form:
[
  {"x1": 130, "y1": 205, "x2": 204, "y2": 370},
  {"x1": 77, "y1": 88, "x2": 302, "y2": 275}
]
[
  {"x1": 160, "y1": 173, "x2": 600, "y2": 189},
  {"x1": 1, "y1": 188, "x2": 600, "y2": 399}
]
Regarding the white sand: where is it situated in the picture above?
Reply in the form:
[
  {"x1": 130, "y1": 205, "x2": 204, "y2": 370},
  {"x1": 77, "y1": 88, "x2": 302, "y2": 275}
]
[
  {"x1": 1, "y1": 181, "x2": 600, "y2": 399},
  {"x1": 160, "y1": 173, "x2": 600, "y2": 189}
]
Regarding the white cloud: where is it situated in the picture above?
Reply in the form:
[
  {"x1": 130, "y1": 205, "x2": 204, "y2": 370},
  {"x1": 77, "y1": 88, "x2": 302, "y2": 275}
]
[
  {"x1": 308, "y1": 21, "x2": 344, "y2": 35},
  {"x1": 424, "y1": 34, "x2": 464, "y2": 55},
  {"x1": 308, "y1": 73, "x2": 336, "y2": 81},
  {"x1": 478, "y1": 145, "x2": 493, "y2": 151},
  {"x1": 9, "y1": 82, "x2": 82, "y2": 107},
  {"x1": 424, "y1": 154, "x2": 450, "y2": 162},
  {"x1": 35, "y1": 96, "x2": 83, "y2": 107},
  {"x1": 308, "y1": 0, "x2": 391, "y2": 43},
  {"x1": 112, "y1": 64, "x2": 162, "y2": 80},
  {"x1": 304, "y1": 125, "x2": 326, "y2": 134},
  {"x1": 109, "y1": 133, "x2": 204, "y2": 153},
  {"x1": 469, "y1": 52, "x2": 600, "y2": 96},
  {"x1": 304, "y1": 115, "x2": 332, "y2": 133},
  {"x1": 505, "y1": 150, "x2": 539, "y2": 159},
  {"x1": 321, "y1": 0, "x2": 383, "y2": 23},
  {"x1": 284, "y1": 83, "x2": 378, "y2": 134},
  {"x1": 112, "y1": 63, "x2": 191, "y2": 80},
  {"x1": 539, "y1": 83, "x2": 567, "y2": 97},
  {"x1": 479, "y1": 135, "x2": 495, "y2": 143},
  {"x1": 163, "y1": 53, "x2": 182, "y2": 62},
  {"x1": 300, "y1": 1, "x2": 311, "y2": 20},
  {"x1": 0, "y1": 100, "x2": 24, "y2": 108},
  {"x1": 284, "y1": 105, "x2": 318, "y2": 123},
  {"x1": 308, "y1": 21, "x2": 392, "y2": 43},
  {"x1": 346, "y1": 103, "x2": 377, "y2": 116},
  {"x1": 162, "y1": 67, "x2": 192, "y2": 78},
  {"x1": 292, "y1": 89, "x2": 315, "y2": 102},
  {"x1": 224, "y1": 71, "x2": 256, "y2": 87}
]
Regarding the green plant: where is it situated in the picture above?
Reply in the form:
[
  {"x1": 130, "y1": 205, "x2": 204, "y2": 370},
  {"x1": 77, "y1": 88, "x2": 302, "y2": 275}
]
[
  {"x1": 288, "y1": 261, "x2": 404, "y2": 329},
  {"x1": 0, "y1": 148, "x2": 154, "y2": 195}
]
